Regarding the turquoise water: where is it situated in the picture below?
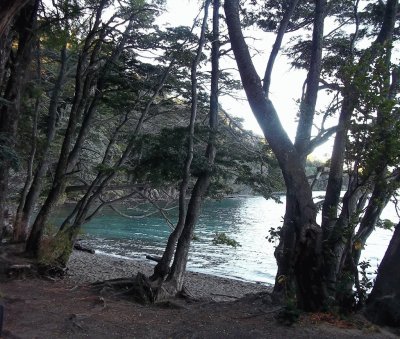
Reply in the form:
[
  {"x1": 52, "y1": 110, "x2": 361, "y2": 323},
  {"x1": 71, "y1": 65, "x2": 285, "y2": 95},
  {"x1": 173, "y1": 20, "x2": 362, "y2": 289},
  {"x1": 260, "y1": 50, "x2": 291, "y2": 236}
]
[{"x1": 55, "y1": 195, "x2": 395, "y2": 285}]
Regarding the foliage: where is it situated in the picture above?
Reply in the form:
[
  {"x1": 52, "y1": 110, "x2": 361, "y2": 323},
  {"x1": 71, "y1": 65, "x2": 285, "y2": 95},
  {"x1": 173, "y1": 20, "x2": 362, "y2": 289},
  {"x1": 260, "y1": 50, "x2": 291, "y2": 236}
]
[
  {"x1": 266, "y1": 226, "x2": 282, "y2": 245},
  {"x1": 212, "y1": 232, "x2": 241, "y2": 248},
  {"x1": 357, "y1": 260, "x2": 374, "y2": 305},
  {"x1": 376, "y1": 218, "x2": 395, "y2": 230}
]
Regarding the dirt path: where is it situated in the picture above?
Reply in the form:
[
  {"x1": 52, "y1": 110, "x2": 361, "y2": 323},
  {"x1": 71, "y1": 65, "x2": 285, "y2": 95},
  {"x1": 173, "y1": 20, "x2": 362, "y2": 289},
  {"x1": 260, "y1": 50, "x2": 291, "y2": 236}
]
[
  {"x1": 1, "y1": 278, "x2": 398, "y2": 339},
  {"x1": 0, "y1": 246, "x2": 398, "y2": 338}
]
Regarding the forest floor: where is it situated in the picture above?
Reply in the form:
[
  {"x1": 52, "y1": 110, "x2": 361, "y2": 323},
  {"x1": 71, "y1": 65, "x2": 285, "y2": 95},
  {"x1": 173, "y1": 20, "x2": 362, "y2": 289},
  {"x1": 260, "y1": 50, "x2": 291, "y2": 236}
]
[{"x1": 1, "y1": 247, "x2": 399, "y2": 338}]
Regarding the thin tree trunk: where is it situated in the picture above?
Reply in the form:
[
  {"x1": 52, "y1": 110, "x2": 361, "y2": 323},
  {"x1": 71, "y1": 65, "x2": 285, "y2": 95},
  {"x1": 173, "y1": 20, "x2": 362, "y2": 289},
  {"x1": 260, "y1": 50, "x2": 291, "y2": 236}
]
[
  {"x1": 13, "y1": 95, "x2": 39, "y2": 242},
  {"x1": 294, "y1": 0, "x2": 326, "y2": 163},
  {"x1": 14, "y1": 45, "x2": 68, "y2": 242},
  {"x1": 321, "y1": 0, "x2": 398, "y2": 307},
  {"x1": 151, "y1": 0, "x2": 212, "y2": 283},
  {"x1": 322, "y1": 0, "x2": 398, "y2": 239},
  {"x1": 263, "y1": 0, "x2": 300, "y2": 96},
  {"x1": 58, "y1": 61, "x2": 174, "y2": 237},
  {"x1": 165, "y1": 0, "x2": 219, "y2": 291}
]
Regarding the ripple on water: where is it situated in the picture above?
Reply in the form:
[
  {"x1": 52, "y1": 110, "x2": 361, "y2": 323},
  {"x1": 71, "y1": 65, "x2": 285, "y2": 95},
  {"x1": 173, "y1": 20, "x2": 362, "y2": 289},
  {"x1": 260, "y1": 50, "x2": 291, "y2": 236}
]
[{"x1": 55, "y1": 195, "x2": 395, "y2": 285}]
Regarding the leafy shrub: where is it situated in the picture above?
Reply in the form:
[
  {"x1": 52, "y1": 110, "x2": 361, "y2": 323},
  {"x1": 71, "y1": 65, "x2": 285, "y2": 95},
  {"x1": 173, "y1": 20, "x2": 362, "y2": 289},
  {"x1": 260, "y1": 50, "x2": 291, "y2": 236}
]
[{"x1": 212, "y1": 232, "x2": 241, "y2": 248}]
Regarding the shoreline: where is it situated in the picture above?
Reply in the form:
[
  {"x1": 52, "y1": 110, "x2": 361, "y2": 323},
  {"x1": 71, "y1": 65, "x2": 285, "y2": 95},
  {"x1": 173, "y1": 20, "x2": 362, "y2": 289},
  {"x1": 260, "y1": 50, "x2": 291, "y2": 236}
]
[{"x1": 66, "y1": 250, "x2": 272, "y2": 302}]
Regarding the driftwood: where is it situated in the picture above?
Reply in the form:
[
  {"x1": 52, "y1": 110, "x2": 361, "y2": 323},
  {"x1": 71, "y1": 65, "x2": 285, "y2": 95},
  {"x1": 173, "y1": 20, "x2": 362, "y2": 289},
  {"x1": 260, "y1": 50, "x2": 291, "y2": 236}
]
[
  {"x1": 145, "y1": 255, "x2": 162, "y2": 263},
  {"x1": 74, "y1": 243, "x2": 95, "y2": 254}
]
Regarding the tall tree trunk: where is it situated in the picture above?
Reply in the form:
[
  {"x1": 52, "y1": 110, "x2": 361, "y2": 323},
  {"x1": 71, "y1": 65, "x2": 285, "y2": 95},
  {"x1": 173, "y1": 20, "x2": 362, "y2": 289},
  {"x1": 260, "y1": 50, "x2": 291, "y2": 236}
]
[
  {"x1": 365, "y1": 221, "x2": 400, "y2": 327},
  {"x1": 164, "y1": 0, "x2": 219, "y2": 291},
  {"x1": 150, "y1": 0, "x2": 212, "y2": 283},
  {"x1": 0, "y1": 0, "x2": 39, "y2": 239},
  {"x1": 13, "y1": 45, "x2": 67, "y2": 242},
  {"x1": 224, "y1": 0, "x2": 325, "y2": 311},
  {"x1": 322, "y1": 0, "x2": 398, "y2": 238}
]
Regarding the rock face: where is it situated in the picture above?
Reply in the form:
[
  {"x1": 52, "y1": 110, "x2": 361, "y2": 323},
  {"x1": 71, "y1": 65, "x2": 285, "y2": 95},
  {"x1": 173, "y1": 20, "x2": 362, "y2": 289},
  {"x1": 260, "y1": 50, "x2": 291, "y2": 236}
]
[{"x1": 365, "y1": 223, "x2": 400, "y2": 327}]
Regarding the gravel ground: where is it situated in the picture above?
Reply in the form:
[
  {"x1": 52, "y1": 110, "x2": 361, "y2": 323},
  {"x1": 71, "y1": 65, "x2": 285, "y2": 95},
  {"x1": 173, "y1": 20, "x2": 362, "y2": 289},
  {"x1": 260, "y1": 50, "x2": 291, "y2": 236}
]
[{"x1": 66, "y1": 250, "x2": 272, "y2": 301}]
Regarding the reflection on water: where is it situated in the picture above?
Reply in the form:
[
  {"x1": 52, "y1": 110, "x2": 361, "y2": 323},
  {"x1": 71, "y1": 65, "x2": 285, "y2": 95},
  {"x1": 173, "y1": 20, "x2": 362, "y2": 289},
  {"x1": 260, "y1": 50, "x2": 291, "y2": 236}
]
[{"x1": 54, "y1": 195, "x2": 395, "y2": 285}]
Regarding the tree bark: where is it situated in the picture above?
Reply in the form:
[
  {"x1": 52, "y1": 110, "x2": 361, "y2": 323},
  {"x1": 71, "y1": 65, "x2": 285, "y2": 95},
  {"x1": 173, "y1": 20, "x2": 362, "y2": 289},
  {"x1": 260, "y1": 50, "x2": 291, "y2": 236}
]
[
  {"x1": 365, "y1": 222, "x2": 400, "y2": 327},
  {"x1": 321, "y1": 0, "x2": 398, "y2": 239}
]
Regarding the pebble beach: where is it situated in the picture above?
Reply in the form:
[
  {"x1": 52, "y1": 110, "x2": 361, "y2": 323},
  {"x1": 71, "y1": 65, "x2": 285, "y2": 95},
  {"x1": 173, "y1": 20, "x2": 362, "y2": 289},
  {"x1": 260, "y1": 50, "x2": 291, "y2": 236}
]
[{"x1": 66, "y1": 250, "x2": 272, "y2": 302}]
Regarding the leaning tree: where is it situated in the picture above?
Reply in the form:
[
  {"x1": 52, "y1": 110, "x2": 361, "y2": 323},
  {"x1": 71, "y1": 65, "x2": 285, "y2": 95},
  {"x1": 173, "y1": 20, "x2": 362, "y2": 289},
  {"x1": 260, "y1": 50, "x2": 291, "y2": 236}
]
[{"x1": 224, "y1": 0, "x2": 399, "y2": 312}]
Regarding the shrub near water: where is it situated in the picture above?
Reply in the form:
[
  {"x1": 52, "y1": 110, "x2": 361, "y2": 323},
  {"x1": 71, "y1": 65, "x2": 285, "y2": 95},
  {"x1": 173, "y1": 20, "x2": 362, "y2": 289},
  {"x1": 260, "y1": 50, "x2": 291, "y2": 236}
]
[{"x1": 212, "y1": 232, "x2": 241, "y2": 248}]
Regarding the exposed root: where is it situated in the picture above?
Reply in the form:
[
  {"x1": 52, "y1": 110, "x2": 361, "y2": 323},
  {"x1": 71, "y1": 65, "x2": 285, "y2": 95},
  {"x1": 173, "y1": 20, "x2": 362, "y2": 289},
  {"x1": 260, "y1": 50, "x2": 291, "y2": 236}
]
[{"x1": 91, "y1": 272, "x2": 186, "y2": 304}]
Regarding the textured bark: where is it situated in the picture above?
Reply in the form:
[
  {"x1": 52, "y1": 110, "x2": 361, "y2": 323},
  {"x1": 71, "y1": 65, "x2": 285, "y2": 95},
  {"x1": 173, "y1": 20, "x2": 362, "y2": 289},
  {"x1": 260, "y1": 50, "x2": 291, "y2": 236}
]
[
  {"x1": 225, "y1": 0, "x2": 324, "y2": 311},
  {"x1": 365, "y1": 222, "x2": 400, "y2": 327},
  {"x1": 321, "y1": 90, "x2": 355, "y2": 239},
  {"x1": 13, "y1": 95, "x2": 39, "y2": 242},
  {"x1": 323, "y1": 173, "x2": 365, "y2": 300}
]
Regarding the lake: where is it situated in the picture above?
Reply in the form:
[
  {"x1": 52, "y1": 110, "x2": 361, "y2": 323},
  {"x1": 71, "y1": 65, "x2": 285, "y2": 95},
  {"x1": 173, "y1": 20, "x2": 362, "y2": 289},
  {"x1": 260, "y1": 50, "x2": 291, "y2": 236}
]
[{"x1": 55, "y1": 195, "x2": 396, "y2": 285}]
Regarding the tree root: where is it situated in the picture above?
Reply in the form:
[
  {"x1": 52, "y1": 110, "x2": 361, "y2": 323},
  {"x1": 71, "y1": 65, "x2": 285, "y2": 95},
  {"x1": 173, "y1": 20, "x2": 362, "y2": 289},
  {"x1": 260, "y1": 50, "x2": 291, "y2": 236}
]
[{"x1": 91, "y1": 272, "x2": 182, "y2": 304}]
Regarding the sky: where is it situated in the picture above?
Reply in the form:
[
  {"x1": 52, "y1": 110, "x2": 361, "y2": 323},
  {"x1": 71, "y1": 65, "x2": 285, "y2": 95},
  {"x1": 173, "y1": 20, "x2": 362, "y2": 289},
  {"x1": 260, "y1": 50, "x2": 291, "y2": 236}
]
[{"x1": 157, "y1": 0, "x2": 333, "y2": 160}]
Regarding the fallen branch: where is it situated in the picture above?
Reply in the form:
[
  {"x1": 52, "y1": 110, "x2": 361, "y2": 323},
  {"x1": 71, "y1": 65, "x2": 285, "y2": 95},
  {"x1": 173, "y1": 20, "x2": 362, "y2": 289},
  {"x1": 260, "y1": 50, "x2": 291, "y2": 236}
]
[
  {"x1": 74, "y1": 243, "x2": 95, "y2": 254},
  {"x1": 145, "y1": 255, "x2": 162, "y2": 263}
]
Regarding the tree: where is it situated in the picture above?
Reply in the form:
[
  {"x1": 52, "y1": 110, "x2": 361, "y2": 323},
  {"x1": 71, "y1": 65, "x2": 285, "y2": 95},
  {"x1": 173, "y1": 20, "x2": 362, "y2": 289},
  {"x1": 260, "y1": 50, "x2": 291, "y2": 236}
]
[
  {"x1": 24, "y1": 0, "x2": 162, "y2": 256},
  {"x1": 225, "y1": 0, "x2": 324, "y2": 311},
  {"x1": 13, "y1": 0, "x2": 71, "y2": 242},
  {"x1": 0, "y1": 0, "x2": 40, "y2": 240},
  {"x1": 224, "y1": 0, "x2": 399, "y2": 311},
  {"x1": 149, "y1": 0, "x2": 219, "y2": 296}
]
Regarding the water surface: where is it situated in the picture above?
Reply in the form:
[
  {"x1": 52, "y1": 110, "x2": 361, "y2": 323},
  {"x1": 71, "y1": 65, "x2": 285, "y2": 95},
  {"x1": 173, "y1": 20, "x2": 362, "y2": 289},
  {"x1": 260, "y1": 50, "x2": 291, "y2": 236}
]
[{"x1": 55, "y1": 195, "x2": 395, "y2": 285}]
